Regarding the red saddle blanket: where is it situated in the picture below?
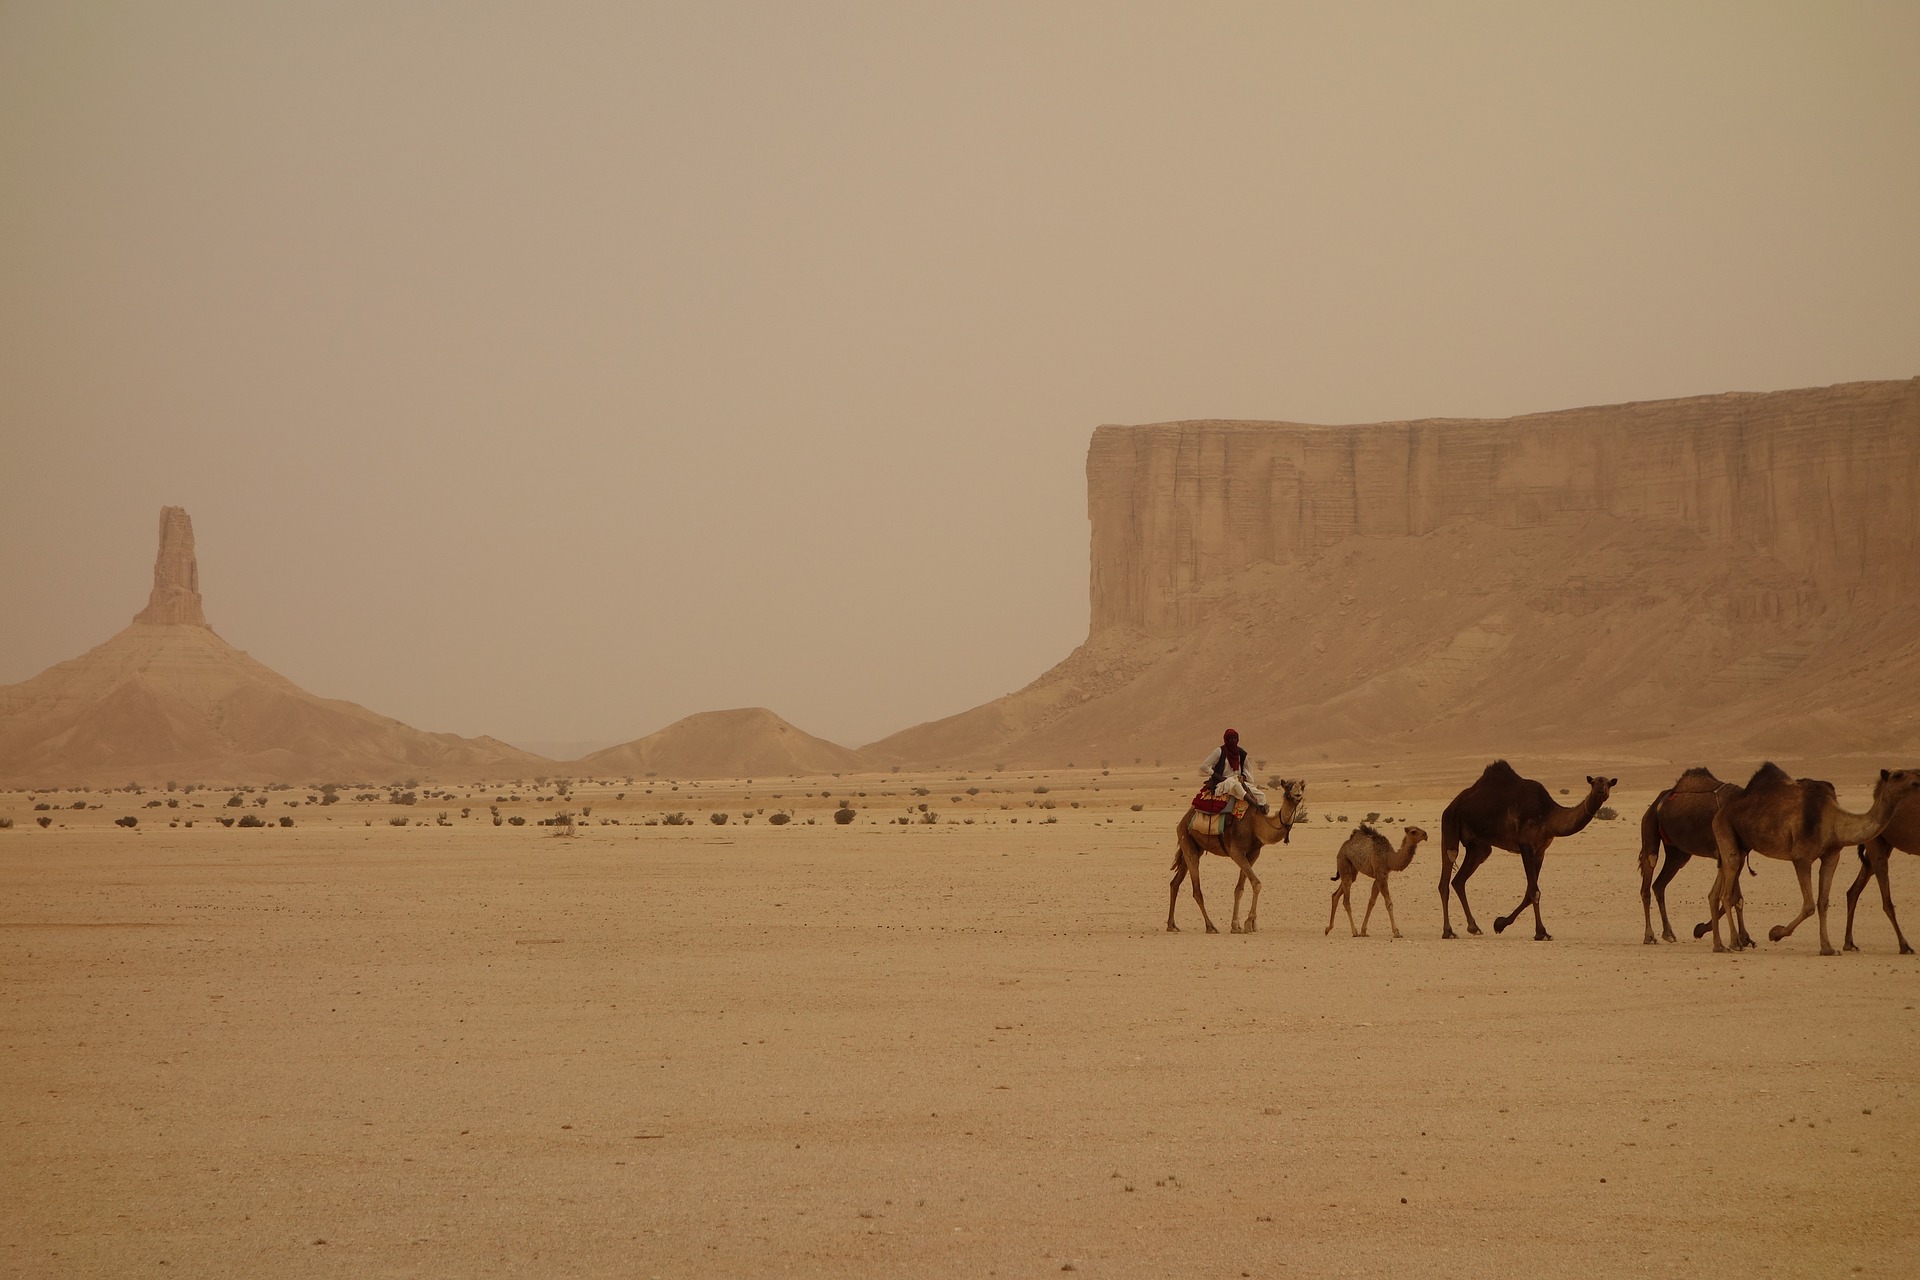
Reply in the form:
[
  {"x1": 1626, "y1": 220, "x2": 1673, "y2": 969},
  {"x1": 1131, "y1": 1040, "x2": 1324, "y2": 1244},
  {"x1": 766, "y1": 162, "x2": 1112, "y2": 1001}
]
[{"x1": 1191, "y1": 789, "x2": 1229, "y2": 815}]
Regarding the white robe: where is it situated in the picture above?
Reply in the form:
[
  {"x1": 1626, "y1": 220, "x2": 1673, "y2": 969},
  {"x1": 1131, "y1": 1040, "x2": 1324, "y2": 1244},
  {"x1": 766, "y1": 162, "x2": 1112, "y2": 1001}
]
[{"x1": 1200, "y1": 747, "x2": 1267, "y2": 809}]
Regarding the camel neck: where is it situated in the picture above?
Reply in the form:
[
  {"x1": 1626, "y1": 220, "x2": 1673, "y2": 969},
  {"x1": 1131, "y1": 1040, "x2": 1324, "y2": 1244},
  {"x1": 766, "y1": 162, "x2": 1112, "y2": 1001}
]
[{"x1": 1548, "y1": 789, "x2": 1605, "y2": 838}]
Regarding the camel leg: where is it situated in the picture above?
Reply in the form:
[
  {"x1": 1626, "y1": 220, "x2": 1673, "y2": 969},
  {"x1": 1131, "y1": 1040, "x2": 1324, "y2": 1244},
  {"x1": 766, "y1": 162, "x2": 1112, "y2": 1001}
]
[
  {"x1": 1638, "y1": 805, "x2": 1665, "y2": 945},
  {"x1": 1451, "y1": 843, "x2": 1494, "y2": 937},
  {"x1": 1327, "y1": 870, "x2": 1350, "y2": 935},
  {"x1": 1843, "y1": 847, "x2": 1873, "y2": 952},
  {"x1": 1768, "y1": 859, "x2": 1817, "y2": 946},
  {"x1": 1231, "y1": 866, "x2": 1247, "y2": 934},
  {"x1": 1495, "y1": 845, "x2": 1550, "y2": 940},
  {"x1": 1186, "y1": 846, "x2": 1218, "y2": 934},
  {"x1": 1872, "y1": 856, "x2": 1912, "y2": 955},
  {"x1": 1372, "y1": 873, "x2": 1403, "y2": 939},
  {"x1": 1815, "y1": 849, "x2": 1841, "y2": 957},
  {"x1": 1359, "y1": 875, "x2": 1380, "y2": 937},
  {"x1": 1728, "y1": 863, "x2": 1754, "y2": 950},
  {"x1": 1650, "y1": 847, "x2": 1690, "y2": 944},
  {"x1": 1706, "y1": 809, "x2": 1744, "y2": 953},
  {"x1": 1168, "y1": 841, "x2": 1190, "y2": 932},
  {"x1": 1227, "y1": 850, "x2": 1260, "y2": 934}
]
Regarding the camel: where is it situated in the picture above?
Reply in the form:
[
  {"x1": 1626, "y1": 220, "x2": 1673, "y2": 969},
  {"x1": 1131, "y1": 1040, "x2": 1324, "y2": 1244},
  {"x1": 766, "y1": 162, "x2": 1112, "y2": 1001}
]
[
  {"x1": 1326, "y1": 823, "x2": 1428, "y2": 939},
  {"x1": 1704, "y1": 765, "x2": 1920, "y2": 955},
  {"x1": 1438, "y1": 761, "x2": 1615, "y2": 941},
  {"x1": 1167, "y1": 779, "x2": 1306, "y2": 935},
  {"x1": 1843, "y1": 787, "x2": 1920, "y2": 954},
  {"x1": 1638, "y1": 767, "x2": 1753, "y2": 947}
]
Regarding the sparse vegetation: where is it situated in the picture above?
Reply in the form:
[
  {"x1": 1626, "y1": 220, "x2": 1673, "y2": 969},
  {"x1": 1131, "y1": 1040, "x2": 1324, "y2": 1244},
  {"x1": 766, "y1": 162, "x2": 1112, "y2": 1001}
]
[
  {"x1": 238, "y1": 814, "x2": 266, "y2": 827},
  {"x1": 115, "y1": 816, "x2": 137, "y2": 827}
]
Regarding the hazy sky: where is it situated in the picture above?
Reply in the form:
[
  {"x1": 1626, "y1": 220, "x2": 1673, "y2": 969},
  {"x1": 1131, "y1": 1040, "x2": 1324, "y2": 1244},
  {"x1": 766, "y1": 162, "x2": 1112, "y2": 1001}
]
[{"x1": 3, "y1": 3, "x2": 1916, "y2": 752}]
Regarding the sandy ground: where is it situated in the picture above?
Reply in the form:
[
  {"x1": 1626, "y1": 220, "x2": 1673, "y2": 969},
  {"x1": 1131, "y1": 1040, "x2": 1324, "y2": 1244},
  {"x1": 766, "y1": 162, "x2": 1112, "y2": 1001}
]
[{"x1": 4, "y1": 768, "x2": 1918, "y2": 1278}]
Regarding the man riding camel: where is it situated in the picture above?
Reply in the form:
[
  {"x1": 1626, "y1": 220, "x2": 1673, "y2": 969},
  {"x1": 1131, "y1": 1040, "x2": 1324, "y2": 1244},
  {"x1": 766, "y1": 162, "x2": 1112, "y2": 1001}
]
[{"x1": 1200, "y1": 728, "x2": 1266, "y2": 813}]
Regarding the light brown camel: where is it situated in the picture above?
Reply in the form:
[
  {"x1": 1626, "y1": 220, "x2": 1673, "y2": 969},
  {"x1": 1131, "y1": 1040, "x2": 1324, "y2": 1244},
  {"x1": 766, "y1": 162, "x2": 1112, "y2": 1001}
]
[
  {"x1": 1327, "y1": 823, "x2": 1428, "y2": 939},
  {"x1": 1638, "y1": 767, "x2": 1753, "y2": 947},
  {"x1": 1167, "y1": 779, "x2": 1306, "y2": 935},
  {"x1": 1438, "y1": 761, "x2": 1615, "y2": 941},
  {"x1": 1842, "y1": 783, "x2": 1920, "y2": 954},
  {"x1": 1705, "y1": 765, "x2": 1920, "y2": 955}
]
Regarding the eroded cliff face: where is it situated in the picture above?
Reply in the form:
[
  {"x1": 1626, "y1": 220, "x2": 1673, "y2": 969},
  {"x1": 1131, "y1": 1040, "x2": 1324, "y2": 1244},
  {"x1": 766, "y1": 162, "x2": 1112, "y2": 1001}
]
[
  {"x1": 1087, "y1": 379, "x2": 1920, "y2": 636},
  {"x1": 131, "y1": 505, "x2": 209, "y2": 628},
  {"x1": 865, "y1": 378, "x2": 1920, "y2": 769}
]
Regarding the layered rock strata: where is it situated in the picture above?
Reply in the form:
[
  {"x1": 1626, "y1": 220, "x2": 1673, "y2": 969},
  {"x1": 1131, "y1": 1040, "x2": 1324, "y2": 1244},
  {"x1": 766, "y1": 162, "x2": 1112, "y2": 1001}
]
[{"x1": 865, "y1": 378, "x2": 1920, "y2": 770}]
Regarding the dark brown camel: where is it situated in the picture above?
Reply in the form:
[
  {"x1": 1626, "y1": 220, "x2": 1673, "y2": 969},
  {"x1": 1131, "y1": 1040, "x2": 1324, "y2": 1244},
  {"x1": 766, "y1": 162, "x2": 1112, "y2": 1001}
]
[
  {"x1": 1167, "y1": 779, "x2": 1306, "y2": 935},
  {"x1": 1843, "y1": 786, "x2": 1920, "y2": 953},
  {"x1": 1438, "y1": 761, "x2": 1615, "y2": 941},
  {"x1": 1638, "y1": 767, "x2": 1753, "y2": 947},
  {"x1": 1705, "y1": 765, "x2": 1920, "y2": 955}
]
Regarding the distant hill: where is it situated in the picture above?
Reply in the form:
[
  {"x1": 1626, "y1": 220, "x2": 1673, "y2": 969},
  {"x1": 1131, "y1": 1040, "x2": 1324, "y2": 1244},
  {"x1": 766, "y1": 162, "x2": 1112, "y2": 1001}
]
[
  {"x1": 861, "y1": 378, "x2": 1920, "y2": 770},
  {"x1": 575, "y1": 707, "x2": 861, "y2": 779},
  {"x1": 0, "y1": 508, "x2": 552, "y2": 787}
]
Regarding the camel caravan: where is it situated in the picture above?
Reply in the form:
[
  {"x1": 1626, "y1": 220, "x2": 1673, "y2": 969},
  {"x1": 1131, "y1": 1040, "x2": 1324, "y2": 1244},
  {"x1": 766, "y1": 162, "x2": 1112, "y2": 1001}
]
[{"x1": 1169, "y1": 756, "x2": 1920, "y2": 955}]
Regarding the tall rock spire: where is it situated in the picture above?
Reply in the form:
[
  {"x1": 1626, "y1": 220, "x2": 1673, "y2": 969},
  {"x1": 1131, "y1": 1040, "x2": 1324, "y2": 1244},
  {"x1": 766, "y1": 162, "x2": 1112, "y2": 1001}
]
[{"x1": 132, "y1": 506, "x2": 209, "y2": 627}]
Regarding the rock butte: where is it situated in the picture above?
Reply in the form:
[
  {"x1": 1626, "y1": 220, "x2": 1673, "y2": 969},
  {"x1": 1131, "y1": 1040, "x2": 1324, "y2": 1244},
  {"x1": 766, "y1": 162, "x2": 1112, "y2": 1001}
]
[
  {"x1": 0, "y1": 509, "x2": 549, "y2": 786},
  {"x1": 5, "y1": 378, "x2": 1917, "y2": 784},
  {"x1": 864, "y1": 377, "x2": 1920, "y2": 768}
]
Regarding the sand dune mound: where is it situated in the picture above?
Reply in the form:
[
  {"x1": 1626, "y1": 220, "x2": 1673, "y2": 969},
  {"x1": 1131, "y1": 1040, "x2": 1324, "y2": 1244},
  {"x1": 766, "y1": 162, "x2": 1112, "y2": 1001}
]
[
  {"x1": 863, "y1": 378, "x2": 1920, "y2": 770},
  {"x1": 577, "y1": 708, "x2": 860, "y2": 779},
  {"x1": 0, "y1": 508, "x2": 549, "y2": 786}
]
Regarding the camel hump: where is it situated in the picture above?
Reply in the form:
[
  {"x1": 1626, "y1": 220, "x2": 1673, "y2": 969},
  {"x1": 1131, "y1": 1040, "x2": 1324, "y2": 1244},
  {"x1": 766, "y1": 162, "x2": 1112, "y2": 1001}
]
[
  {"x1": 1745, "y1": 762, "x2": 1794, "y2": 791},
  {"x1": 1672, "y1": 767, "x2": 1722, "y2": 792},
  {"x1": 1480, "y1": 760, "x2": 1521, "y2": 784}
]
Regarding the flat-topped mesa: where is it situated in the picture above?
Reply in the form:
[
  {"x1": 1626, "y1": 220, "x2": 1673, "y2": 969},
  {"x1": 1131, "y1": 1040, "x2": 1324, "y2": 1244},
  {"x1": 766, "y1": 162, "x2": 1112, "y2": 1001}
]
[
  {"x1": 1086, "y1": 378, "x2": 1920, "y2": 636},
  {"x1": 131, "y1": 506, "x2": 209, "y2": 627}
]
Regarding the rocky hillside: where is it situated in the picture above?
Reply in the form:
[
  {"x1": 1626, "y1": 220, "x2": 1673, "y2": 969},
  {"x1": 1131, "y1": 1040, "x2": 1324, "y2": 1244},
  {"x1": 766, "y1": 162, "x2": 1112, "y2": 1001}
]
[
  {"x1": 0, "y1": 508, "x2": 551, "y2": 787},
  {"x1": 576, "y1": 708, "x2": 863, "y2": 780},
  {"x1": 864, "y1": 378, "x2": 1920, "y2": 770}
]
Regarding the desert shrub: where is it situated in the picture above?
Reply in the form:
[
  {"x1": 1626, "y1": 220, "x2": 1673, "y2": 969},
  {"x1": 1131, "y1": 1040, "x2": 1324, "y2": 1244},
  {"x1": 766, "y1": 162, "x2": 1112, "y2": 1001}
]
[
  {"x1": 1597, "y1": 806, "x2": 1619, "y2": 821},
  {"x1": 1130, "y1": 803, "x2": 1143, "y2": 812},
  {"x1": 37, "y1": 816, "x2": 53, "y2": 828},
  {"x1": 226, "y1": 795, "x2": 243, "y2": 808},
  {"x1": 767, "y1": 812, "x2": 791, "y2": 826},
  {"x1": 387, "y1": 816, "x2": 408, "y2": 827},
  {"x1": 460, "y1": 807, "x2": 471, "y2": 819},
  {"x1": 33, "y1": 803, "x2": 49, "y2": 811},
  {"x1": 115, "y1": 816, "x2": 137, "y2": 828},
  {"x1": 913, "y1": 787, "x2": 930, "y2": 796},
  {"x1": 218, "y1": 816, "x2": 234, "y2": 827},
  {"x1": 833, "y1": 805, "x2": 855, "y2": 825},
  {"x1": 492, "y1": 816, "x2": 503, "y2": 826},
  {"x1": 1365, "y1": 812, "x2": 1380, "y2": 822},
  {"x1": 662, "y1": 813, "x2": 688, "y2": 825},
  {"x1": 70, "y1": 800, "x2": 86, "y2": 810},
  {"x1": 966, "y1": 787, "x2": 979, "y2": 796},
  {"x1": 1033, "y1": 786, "x2": 1049, "y2": 794},
  {"x1": 238, "y1": 814, "x2": 266, "y2": 828},
  {"x1": 278, "y1": 815, "x2": 293, "y2": 827},
  {"x1": 167, "y1": 798, "x2": 178, "y2": 808},
  {"x1": 710, "y1": 812, "x2": 728, "y2": 825},
  {"x1": 144, "y1": 799, "x2": 162, "y2": 808},
  {"x1": 919, "y1": 811, "x2": 938, "y2": 824},
  {"x1": 0, "y1": 818, "x2": 11, "y2": 829},
  {"x1": 437, "y1": 811, "x2": 453, "y2": 826},
  {"x1": 392, "y1": 791, "x2": 417, "y2": 806}
]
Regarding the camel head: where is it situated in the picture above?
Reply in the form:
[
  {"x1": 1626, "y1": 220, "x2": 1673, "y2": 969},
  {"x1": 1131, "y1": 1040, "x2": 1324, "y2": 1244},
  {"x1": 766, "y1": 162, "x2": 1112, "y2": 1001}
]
[
  {"x1": 1584, "y1": 774, "x2": 1619, "y2": 806},
  {"x1": 1255, "y1": 779, "x2": 1307, "y2": 843},
  {"x1": 1876, "y1": 768, "x2": 1920, "y2": 810},
  {"x1": 1403, "y1": 825, "x2": 1429, "y2": 851}
]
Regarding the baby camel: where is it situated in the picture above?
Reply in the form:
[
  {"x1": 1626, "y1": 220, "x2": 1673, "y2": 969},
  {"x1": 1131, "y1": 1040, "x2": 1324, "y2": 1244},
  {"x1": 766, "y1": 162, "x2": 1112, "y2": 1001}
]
[{"x1": 1327, "y1": 823, "x2": 1428, "y2": 938}]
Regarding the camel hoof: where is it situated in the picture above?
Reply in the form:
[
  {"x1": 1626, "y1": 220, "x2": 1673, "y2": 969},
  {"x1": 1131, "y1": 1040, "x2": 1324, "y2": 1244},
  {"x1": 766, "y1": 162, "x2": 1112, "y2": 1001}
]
[
  {"x1": 1692, "y1": 922, "x2": 1712, "y2": 940},
  {"x1": 1492, "y1": 917, "x2": 1510, "y2": 935},
  {"x1": 1441, "y1": 929, "x2": 1456, "y2": 940},
  {"x1": 1535, "y1": 931, "x2": 1553, "y2": 942},
  {"x1": 1902, "y1": 944, "x2": 1916, "y2": 956},
  {"x1": 1166, "y1": 923, "x2": 1179, "y2": 933},
  {"x1": 1643, "y1": 936, "x2": 1657, "y2": 946},
  {"x1": 1663, "y1": 932, "x2": 1677, "y2": 944},
  {"x1": 1712, "y1": 940, "x2": 1726, "y2": 953},
  {"x1": 1244, "y1": 921, "x2": 1257, "y2": 933},
  {"x1": 1768, "y1": 925, "x2": 1789, "y2": 943},
  {"x1": 1466, "y1": 924, "x2": 1482, "y2": 936},
  {"x1": 1230, "y1": 923, "x2": 1242, "y2": 934},
  {"x1": 1205, "y1": 924, "x2": 1218, "y2": 934},
  {"x1": 1820, "y1": 946, "x2": 1838, "y2": 957},
  {"x1": 1844, "y1": 941, "x2": 1858, "y2": 953}
]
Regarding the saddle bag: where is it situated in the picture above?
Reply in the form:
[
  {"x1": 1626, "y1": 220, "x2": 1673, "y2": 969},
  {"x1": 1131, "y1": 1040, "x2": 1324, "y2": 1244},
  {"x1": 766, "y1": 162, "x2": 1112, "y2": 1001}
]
[{"x1": 1192, "y1": 787, "x2": 1229, "y2": 815}]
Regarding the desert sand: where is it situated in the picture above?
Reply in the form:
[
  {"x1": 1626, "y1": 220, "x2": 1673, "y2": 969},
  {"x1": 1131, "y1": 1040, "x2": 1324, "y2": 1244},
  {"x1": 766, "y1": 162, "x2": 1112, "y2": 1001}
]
[{"x1": 6, "y1": 765, "x2": 1917, "y2": 1278}]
